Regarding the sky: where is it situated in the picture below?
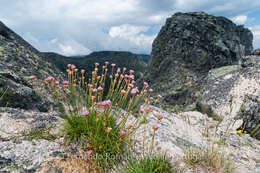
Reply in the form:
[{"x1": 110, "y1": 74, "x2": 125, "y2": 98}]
[{"x1": 0, "y1": 0, "x2": 260, "y2": 56}]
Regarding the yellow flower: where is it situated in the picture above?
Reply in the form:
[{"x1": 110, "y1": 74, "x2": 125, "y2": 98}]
[
  {"x1": 237, "y1": 130, "x2": 242, "y2": 134},
  {"x1": 244, "y1": 130, "x2": 247, "y2": 134}
]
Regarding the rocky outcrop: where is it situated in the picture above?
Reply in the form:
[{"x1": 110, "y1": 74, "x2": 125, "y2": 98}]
[
  {"x1": 199, "y1": 54, "x2": 260, "y2": 140},
  {"x1": 145, "y1": 12, "x2": 253, "y2": 106},
  {"x1": 252, "y1": 48, "x2": 260, "y2": 55},
  {"x1": 0, "y1": 21, "x2": 64, "y2": 111}
]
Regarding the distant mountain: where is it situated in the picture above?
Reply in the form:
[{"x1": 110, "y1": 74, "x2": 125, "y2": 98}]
[{"x1": 41, "y1": 51, "x2": 150, "y2": 80}]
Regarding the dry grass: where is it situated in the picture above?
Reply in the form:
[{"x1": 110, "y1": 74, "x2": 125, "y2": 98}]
[
  {"x1": 39, "y1": 151, "x2": 102, "y2": 173},
  {"x1": 183, "y1": 146, "x2": 236, "y2": 173}
]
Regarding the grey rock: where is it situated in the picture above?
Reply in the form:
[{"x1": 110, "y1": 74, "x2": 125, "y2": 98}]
[
  {"x1": 0, "y1": 140, "x2": 64, "y2": 172},
  {"x1": 238, "y1": 94, "x2": 260, "y2": 140},
  {"x1": 241, "y1": 55, "x2": 260, "y2": 68},
  {"x1": 145, "y1": 12, "x2": 253, "y2": 107}
]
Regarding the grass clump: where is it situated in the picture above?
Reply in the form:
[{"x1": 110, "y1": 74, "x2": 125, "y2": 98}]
[
  {"x1": 24, "y1": 127, "x2": 57, "y2": 141},
  {"x1": 184, "y1": 147, "x2": 236, "y2": 173},
  {"x1": 119, "y1": 155, "x2": 180, "y2": 173}
]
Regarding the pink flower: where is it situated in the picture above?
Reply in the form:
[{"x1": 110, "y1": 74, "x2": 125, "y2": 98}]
[
  {"x1": 82, "y1": 111, "x2": 89, "y2": 116},
  {"x1": 94, "y1": 68, "x2": 98, "y2": 72},
  {"x1": 91, "y1": 96, "x2": 96, "y2": 100},
  {"x1": 140, "y1": 108, "x2": 144, "y2": 113},
  {"x1": 121, "y1": 90, "x2": 126, "y2": 95},
  {"x1": 157, "y1": 114, "x2": 164, "y2": 120},
  {"x1": 152, "y1": 124, "x2": 159, "y2": 131},
  {"x1": 81, "y1": 69, "x2": 85, "y2": 74},
  {"x1": 157, "y1": 94, "x2": 162, "y2": 99},
  {"x1": 45, "y1": 76, "x2": 54, "y2": 82},
  {"x1": 105, "y1": 61, "x2": 109, "y2": 65},
  {"x1": 129, "y1": 70, "x2": 134, "y2": 74},
  {"x1": 63, "y1": 81, "x2": 69, "y2": 85},
  {"x1": 74, "y1": 68, "x2": 78, "y2": 72},
  {"x1": 67, "y1": 64, "x2": 71, "y2": 68},
  {"x1": 123, "y1": 67, "x2": 127, "y2": 72},
  {"x1": 144, "y1": 82, "x2": 149, "y2": 88},
  {"x1": 98, "y1": 87, "x2": 103, "y2": 91},
  {"x1": 111, "y1": 63, "x2": 116, "y2": 67},
  {"x1": 55, "y1": 81, "x2": 59, "y2": 85},
  {"x1": 106, "y1": 127, "x2": 112, "y2": 133},
  {"x1": 87, "y1": 150, "x2": 93, "y2": 156},
  {"x1": 131, "y1": 88, "x2": 138, "y2": 95},
  {"x1": 129, "y1": 84, "x2": 134, "y2": 88},
  {"x1": 95, "y1": 62, "x2": 99, "y2": 66},
  {"x1": 93, "y1": 88, "x2": 97, "y2": 93},
  {"x1": 71, "y1": 65, "x2": 76, "y2": 69},
  {"x1": 102, "y1": 100, "x2": 111, "y2": 107},
  {"x1": 149, "y1": 89, "x2": 153, "y2": 93},
  {"x1": 117, "y1": 68, "x2": 121, "y2": 73},
  {"x1": 129, "y1": 75, "x2": 134, "y2": 80},
  {"x1": 29, "y1": 75, "x2": 37, "y2": 80},
  {"x1": 88, "y1": 84, "x2": 93, "y2": 88},
  {"x1": 120, "y1": 131, "x2": 126, "y2": 137}
]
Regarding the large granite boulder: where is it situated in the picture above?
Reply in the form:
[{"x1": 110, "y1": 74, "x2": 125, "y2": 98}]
[{"x1": 145, "y1": 12, "x2": 253, "y2": 106}]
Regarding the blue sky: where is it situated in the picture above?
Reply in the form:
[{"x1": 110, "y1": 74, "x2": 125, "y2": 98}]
[{"x1": 0, "y1": 0, "x2": 260, "y2": 56}]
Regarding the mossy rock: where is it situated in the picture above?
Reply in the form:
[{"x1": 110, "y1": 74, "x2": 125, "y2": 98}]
[{"x1": 210, "y1": 65, "x2": 238, "y2": 78}]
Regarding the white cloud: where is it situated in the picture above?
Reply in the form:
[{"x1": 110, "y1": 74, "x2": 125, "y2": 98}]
[
  {"x1": 231, "y1": 15, "x2": 248, "y2": 24},
  {"x1": 1, "y1": 0, "x2": 260, "y2": 55},
  {"x1": 50, "y1": 38, "x2": 58, "y2": 44},
  {"x1": 58, "y1": 40, "x2": 91, "y2": 56},
  {"x1": 109, "y1": 24, "x2": 155, "y2": 50},
  {"x1": 249, "y1": 25, "x2": 260, "y2": 49}
]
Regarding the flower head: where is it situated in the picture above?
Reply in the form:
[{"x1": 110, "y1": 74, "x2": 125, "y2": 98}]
[
  {"x1": 131, "y1": 88, "x2": 138, "y2": 95},
  {"x1": 98, "y1": 87, "x2": 103, "y2": 91},
  {"x1": 129, "y1": 70, "x2": 134, "y2": 74},
  {"x1": 95, "y1": 62, "x2": 99, "y2": 66},
  {"x1": 105, "y1": 61, "x2": 109, "y2": 65},
  {"x1": 157, "y1": 114, "x2": 164, "y2": 121},
  {"x1": 120, "y1": 131, "x2": 127, "y2": 137},
  {"x1": 91, "y1": 96, "x2": 96, "y2": 101},
  {"x1": 237, "y1": 130, "x2": 242, "y2": 134},
  {"x1": 111, "y1": 63, "x2": 116, "y2": 67},
  {"x1": 144, "y1": 82, "x2": 149, "y2": 88},
  {"x1": 152, "y1": 124, "x2": 159, "y2": 131},
  {"x1": 67, "y1": 64, "x2": 71, "y2": 68},
  {"x1": 106, "y1": 127, "x2": 112, "y2": 133},
  {"x1": 87, "y1": 150, "x2": 93, "y2": 156},
  {"x1": 149, "y1": 89, "x2": 153, "y2": 93},
  {"x1": 140, "y1": 108, "x2": 144, "y2": 113},
  {"x1": 63, "y1": 81, "x2": 69, "y2": 85},
  {"x1": 82, "y1": 111, "x2": 89, "y2": 116},
  {"x1": 121, "y1": 89, "x2": 126, "y2": 95},
  {"x1": 93, "y1": 88, "x2": 97, "y2": 93},
  {"x1": 157, "y1": 94, "x2": 162, "y2": 99},
  {"x1": 81, "y1": 69, "x2": 85, "y2": 74},
  {"x1": 29, "y1": 75, "x2": 37, "y2": 80}
]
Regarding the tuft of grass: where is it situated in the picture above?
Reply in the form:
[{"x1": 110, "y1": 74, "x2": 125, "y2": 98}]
[
  {"x1": 119, "y1": 155, "x2": 181, "y2": 173},
  {"x1": 24, "y1": 127, "x2": 57, "y2": 141},
  {"x1": 184, "y1": 147, "x2": 236, "y2": 173},
  {"x1": 64, "y1": 111, "x2": 123, "y2": 167}
]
